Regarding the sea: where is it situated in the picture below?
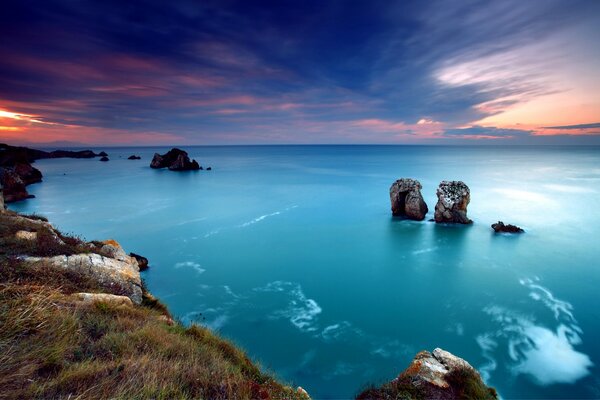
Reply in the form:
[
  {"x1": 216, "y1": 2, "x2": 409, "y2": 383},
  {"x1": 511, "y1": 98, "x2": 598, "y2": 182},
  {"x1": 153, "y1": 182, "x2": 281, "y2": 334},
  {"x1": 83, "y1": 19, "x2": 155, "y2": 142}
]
[{"x1": 9, "y1": 145, "x2": 600, "y2": 398}]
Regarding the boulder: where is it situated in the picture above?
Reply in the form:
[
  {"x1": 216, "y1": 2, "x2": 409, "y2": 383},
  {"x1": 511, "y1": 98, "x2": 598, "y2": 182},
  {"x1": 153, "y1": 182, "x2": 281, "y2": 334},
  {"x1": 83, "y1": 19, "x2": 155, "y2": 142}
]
[
  {"x1": 492, "y1": 221, "x2": 524, "y2": 233},
  {"x1": 390, "y1": 178, "x2": 428, "y2": 220},
  {"x1": 357, "y1": 348, "x2": 496, "y2": 400},
  {"x1": 98, "y1": 151, "x2": 109, "y2": 157},
  {"x1": 128, "y1": 155, "x2": 141, "y2": 160},
  {"x1": 23, "y1": 253, "x2": 142, "y2": 304},
  {"x1": 15, "y1": 230, "x2": 38, "y2": 241},
  {"x1": 99, "y1": 156, "x2": 109, "y2": 162},
  {"x1": 130, "y1": 252, "x2": 149, "y2": 271},
  {"x1": 434, "y1": 181, "x2": 472, "y2": 224},
  {"x1": 150, "y1": 148, "x2": 200, "y2": 171},
  {"x1": 206, "y1": 167, "x2": 211, "y2": 171},
  {"x1": 74, "y1": 292, "x2": 133, "y2": 307}
]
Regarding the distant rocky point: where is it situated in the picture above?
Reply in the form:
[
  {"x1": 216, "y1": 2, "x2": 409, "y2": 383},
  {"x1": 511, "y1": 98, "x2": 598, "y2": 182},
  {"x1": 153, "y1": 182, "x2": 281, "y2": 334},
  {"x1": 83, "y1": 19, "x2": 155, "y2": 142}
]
[
  {"x1": 492, "y1": 221, "x2": 524, "y2": 233},
  {"x1": 434, "y1": 181, "x2": 472, "y2": 224},
  {"x1": 390, "y1": 178, "x2": 428, "y2": 220},
  {"x1": 357, "y1": 348, "x2": 497, "y2": 400},
  {"x1": 150, "y1": 148, "x2": 200, "y2": 171},
  {"x1": 0, "y1": 143, "x2": 108, "y2": 203}
]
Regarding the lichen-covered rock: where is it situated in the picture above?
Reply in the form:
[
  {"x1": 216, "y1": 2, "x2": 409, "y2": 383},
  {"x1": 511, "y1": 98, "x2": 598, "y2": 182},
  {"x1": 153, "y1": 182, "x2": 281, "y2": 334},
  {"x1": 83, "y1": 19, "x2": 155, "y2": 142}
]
[
  {"x1": 389, "y1": 178, "x2": 428, "y2": 220},
  {"x1": 357, "y1": 348, "x2": 496, "y2": 400},
  {"x1": 434, "y1": 181, "x2": 472, "y2": 224},
  {"x1": 23, "y1": 253, "x2": 142, "y2": 304},
  {"x1": 74, "y1": 292, "x2": 133, "y2": 307},
  {"x1": 15, "y1": 230, "x2": 38, "y2": 241},
  {"x1": 150, "y1": 148, "x2": 200, "y2": 171},
  {"x1": 492, "y1": 221, "x2": 524, "y2": 233}
]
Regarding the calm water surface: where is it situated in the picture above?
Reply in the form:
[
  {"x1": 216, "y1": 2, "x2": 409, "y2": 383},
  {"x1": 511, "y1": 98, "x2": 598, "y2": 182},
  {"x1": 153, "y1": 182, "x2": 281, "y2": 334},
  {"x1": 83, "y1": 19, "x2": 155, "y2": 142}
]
[{"x1": 10, "y1": 145, "x2": 600, "y2": 398}]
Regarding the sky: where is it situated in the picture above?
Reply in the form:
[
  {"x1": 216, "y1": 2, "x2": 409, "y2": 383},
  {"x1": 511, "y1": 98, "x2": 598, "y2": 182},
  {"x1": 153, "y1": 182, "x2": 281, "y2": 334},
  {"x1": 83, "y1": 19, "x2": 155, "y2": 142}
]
[{"x1": 0, "y1": 0, "x2": 599, "y2": 146}]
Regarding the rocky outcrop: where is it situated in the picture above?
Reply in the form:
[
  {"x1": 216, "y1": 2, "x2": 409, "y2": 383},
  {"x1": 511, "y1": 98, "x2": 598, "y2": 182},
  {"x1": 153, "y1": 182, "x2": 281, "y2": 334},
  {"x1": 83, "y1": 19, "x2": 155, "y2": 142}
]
[
  {"x1": 128, "y1": 155, "x2": 141, "y2": 160},
  {"x1": 357, "y1": 348, "x2": 496, "y2": 400},
  {"x1": 1, "y1": 143, "x2": 105, "y2": 204},
  {"x1": 434, "y1": 181, "x2": 472, "y2": 224},
  {"x1": 150, "y1": 148, "x2": 200, "y2": 171},
  {"x1": 0, "y1": 168, "x2": 34, "y2": 203},
  {"x1": 23, "y1": 252, "x2": 142, "y2": 304},
  {"x1": 390, "y1": 178, "x2": 428, "y2": 220},
  {"x1": 99, "y1": 156, "x2": 109, "y2": 162},
  {"x1": 74, "y1": 292, "x2": 133, "y2": 307},
  {"x1": 130, "y1": 252, "x2": 149, "y2": 271},
  {"x1": 15, "y1": 230, "x2": 38, "y2": 241},
  {"x1": 0, "y1": 184, "x2": 4, "y2": 210},
  {"x1": 492, "y1": 221, "x2": 524, "y2": 233},
  {"x1": 98, "y1": 151, "x2": 109, "y2": 157}
]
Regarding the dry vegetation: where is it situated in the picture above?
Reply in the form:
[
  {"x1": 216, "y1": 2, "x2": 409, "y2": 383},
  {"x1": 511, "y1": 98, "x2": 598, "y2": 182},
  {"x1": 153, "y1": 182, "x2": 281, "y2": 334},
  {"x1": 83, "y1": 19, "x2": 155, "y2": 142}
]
[{"x1": 0, "y1": 211, "x2": 306, "y2": 400}]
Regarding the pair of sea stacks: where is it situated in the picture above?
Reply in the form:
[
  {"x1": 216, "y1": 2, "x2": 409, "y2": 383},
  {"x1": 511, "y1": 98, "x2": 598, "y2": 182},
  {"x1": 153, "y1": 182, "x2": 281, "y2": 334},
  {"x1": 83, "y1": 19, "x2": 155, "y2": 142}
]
[{"x1": 390, "y1": 178, "x2": 472, "y2": 224}]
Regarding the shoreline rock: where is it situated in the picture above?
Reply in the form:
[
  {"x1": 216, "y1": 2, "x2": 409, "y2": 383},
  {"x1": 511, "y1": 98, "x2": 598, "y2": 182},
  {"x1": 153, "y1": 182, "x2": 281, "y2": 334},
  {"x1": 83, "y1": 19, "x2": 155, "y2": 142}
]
[
  {"x1": 357, "y1": 348, "x2": 496, "y2": 400},
  {"x1": 492, "y1": 221, "x2": 524, "y2": 233},
  {"x1": 150, "y1": 148, "x2": 200, "y2": 171},
  {"x1": 389, "y1": 178, "x2": 428, "y2": 220},
  {"x1": 434, "y1": 181, "x2": 472, "y2": 224}
]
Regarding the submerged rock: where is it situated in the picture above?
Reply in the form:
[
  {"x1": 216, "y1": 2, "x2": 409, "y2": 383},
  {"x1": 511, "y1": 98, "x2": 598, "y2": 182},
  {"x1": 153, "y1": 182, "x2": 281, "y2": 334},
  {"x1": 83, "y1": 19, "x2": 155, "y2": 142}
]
[
  {"x1": 434, "y1": 181, "x2": 472, "y2": 224},
  {"x1": 357, "y1": 348, "x2": 496, "y2": 400},
  {"x1": 492, "y1": 221, "x2": 524, "y2": 233},
  {"x1": 389, "y1": 178, "x2": 428, "y2": 220},
  {"x1": 150, "y1": 148, "x2": 200, "y2": 171},
  {"x1": 128, "y1": 155, "x2": 141, "y2": 160}
]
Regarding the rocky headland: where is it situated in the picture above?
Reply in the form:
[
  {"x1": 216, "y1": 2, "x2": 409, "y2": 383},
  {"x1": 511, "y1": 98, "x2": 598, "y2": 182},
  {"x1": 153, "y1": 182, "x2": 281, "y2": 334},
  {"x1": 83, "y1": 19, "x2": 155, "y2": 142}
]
[
  {"x1": 150, "y1": 148, "x2": 201, "y2": 171},
  {"x1": 434, "y1": 181, "x2": 472, "y2": 224},
  {"x1": 0, "y1": 143, "x2": 107, "y2": 203},
  {"x1": 389, "y1": 178, "x2": 428, "y2": 220},
  {"x1": 0, "y1": 209, "x2": 494, "y2": 399}
]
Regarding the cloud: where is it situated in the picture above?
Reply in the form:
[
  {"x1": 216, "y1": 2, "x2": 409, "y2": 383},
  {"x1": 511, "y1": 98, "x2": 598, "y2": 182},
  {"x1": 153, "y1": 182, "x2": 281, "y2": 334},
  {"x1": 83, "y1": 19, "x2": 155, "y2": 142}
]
[{"x1": 543, "y1": 123, "x2": 600, "y2": 130}]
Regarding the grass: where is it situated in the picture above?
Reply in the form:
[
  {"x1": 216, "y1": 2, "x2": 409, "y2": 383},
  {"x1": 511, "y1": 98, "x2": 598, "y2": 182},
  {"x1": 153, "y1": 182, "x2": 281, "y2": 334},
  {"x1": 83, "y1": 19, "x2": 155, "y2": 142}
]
[
  {"x1": 0, "y1": 211, "x2": 306, "y2": 400},
  {"x1": 0, "y1": 210, "x2": 113, "y2": 258}
]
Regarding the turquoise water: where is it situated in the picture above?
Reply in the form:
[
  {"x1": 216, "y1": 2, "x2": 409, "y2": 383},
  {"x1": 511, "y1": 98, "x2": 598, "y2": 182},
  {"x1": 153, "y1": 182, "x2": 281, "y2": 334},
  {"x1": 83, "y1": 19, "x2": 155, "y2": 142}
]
[{"x1": 9, "y1": 145, "x2": 600, "y2": 398}]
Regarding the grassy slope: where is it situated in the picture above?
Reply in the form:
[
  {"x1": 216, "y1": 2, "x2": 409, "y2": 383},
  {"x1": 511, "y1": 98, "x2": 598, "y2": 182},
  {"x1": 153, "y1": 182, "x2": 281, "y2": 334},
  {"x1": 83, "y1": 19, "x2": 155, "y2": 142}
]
[{"x1": 0, "y1": 211, "x2": 305, "y2": 400}]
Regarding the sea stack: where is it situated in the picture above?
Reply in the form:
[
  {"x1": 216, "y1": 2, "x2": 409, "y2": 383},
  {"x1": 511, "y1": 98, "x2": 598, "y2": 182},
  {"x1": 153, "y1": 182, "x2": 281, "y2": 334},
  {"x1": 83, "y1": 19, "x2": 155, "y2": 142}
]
[
  {"x1": 434, "y1": 181, "x2": 472, "y2": 224},
  {"x1": 150, "y1": 148, "x2": 200, "y2": 171},
  {"x1": 389, "y1": 178, "x2": 428, "y2": 220}
]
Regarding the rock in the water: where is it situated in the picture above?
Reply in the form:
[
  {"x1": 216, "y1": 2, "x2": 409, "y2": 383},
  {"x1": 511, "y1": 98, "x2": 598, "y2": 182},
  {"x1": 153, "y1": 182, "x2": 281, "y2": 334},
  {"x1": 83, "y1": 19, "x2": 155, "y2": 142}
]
[
  {"x1": 357, "y1": 348, "x2": 496, "y2": 400},
  {"x1": 206, "y1": 167, "x2": 211, "y2": 171},
  {"x1": 434, "y1": 181, "x2": 472, "y2": 224},
  {"x1": 390, "y1": 178, "x2": 428, "y2": 220},
  {"x1": 130, "y1": 252, "x2": 149, "y2": 271},
  {"x1": 99, "y1": 156, "x2": 109, "y2": 162},
  {"x1": 492, "y1": 221, "x2": 524, "y2": 233},
  {"x1": 150, "y1": 148, "x2": 200, "y2": 171},
  {"x1": 128, "y1": 155, "x2": 141, "y2": 160},
  {"x1": 98, "y1": 151, "x2": 109, "y2": 157}
]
